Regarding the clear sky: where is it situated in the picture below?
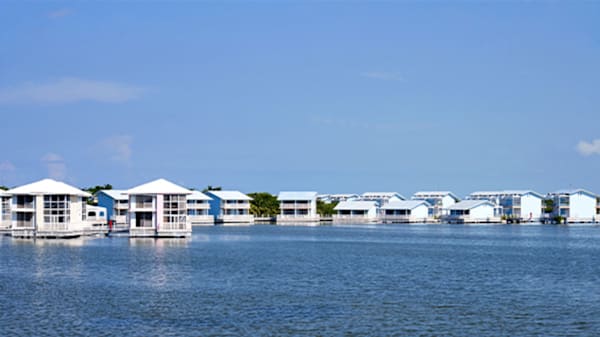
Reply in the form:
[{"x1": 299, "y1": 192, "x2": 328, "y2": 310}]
[{"x1": 0, "y1": 1, "x2": 599, "y2": 197}]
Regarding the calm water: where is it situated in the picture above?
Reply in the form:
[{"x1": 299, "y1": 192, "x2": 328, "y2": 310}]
[{"x1": 1, "y1": 224, "x2": 600, "y2": 336}]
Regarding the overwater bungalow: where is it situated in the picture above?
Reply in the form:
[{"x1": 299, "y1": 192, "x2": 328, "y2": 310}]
[
  {"x1": 380, "y1": 200, "x2": 431, "y2": 223},
  {"x1": 127, "y1": 178, "x2": 192, "y2": 238},
  {"x1": 85, "y1": 205, "x2": 108, "y2": 235},
  {"x1": 333, "y1": 200, "x2": 379, "y2": 223},
  {"x1": 444, "y1": 200, "x2": 499, "y2": 224},
  {"x1": 412, "y1": 191, "x2": 460, "y2": 218},
  {"x1": 97, "y1": 189, "x2": 129, "y2": 231},
  {"x1": 277, "y1": 191, "x2": 320, "y2": 223},
  {"x1": 206, "y1": 190, "x2": 254, "y2": 224},
  {"x1": 468, "y1": 190, "x2": 543, "y2": 222},
  {"x1": 7, "y1": 178, "x2": 94, "y2": 238},
  {"x1": 547, "y1": 189, "x2": 598, "y2": 223},
  {"x1": 359, "y1": 192, "x2": 405, "y2": 206},
  {"x1": 187, "y1": 190, "x2": 213, "y2": 225}
]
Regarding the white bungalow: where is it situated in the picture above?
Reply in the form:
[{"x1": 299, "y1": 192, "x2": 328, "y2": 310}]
[
  {"x1": 7, "y1": 178, "x2": 93, "y2": 238},
  {"x1": 380, "y1": 200, "x2": 431, "y2": 223},
  {"x1": 277, "y1": 191, "x2": 319, "y2": 223},
  {"x1": 547, "y1": 189, "x2": 598, "y2": 223},
  {"x1": 412, "y1": 191, "x2": 460, "y2": 218},
  {"x1": 187, "y1": 190, "x2": 213, "y2": 225},
  {"x1": 84, "y1": 205, "x2": 108, "y2": 235},
  {"x1": 206, "y1": 190, "x2": 254, "y2": 224},
  {"x1": 469, "y1": 190, "x2": 543, "y2": 222},
  {"x1": 444, "y1": 200, "x2": 499, "y2": 224},
  {"x1": 127, "y1": 178, "x2": 192, "y2": 238},
  {"x1": 0, "y1": 191, "x2": 11, "y2": 231},
  {"x1": 333, "y1": 201, "x2": 379, "y2": 223},
  {"x1": 96, "y1": 189, "x2": 129, "y2": 231},
  {"x1": 360, "y1": 192, "x2": 405, "y2": 206}
]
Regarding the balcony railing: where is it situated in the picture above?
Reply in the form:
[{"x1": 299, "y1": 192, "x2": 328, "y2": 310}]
[
  {"x1": 39, "y1": 223, "x2": 69, "y2": 231},
  {"x1": 222, "y1": 202, "x2": 250, "y2": 209},
  {"x1": 134, "y1": 202, "x2": 154, "y2": 209},
  {"x1": 280, "y1": 203, "x2": 312, "y2": 210},
  {"x1": 14, "y1": 221, "x2": 34, "y2": 228},
  {"x1": 16, "y1": 203, "x2": 35, "y2": 209},
  {"x1": 160, "y1": 223, "x2": 190, "y2": 231}
]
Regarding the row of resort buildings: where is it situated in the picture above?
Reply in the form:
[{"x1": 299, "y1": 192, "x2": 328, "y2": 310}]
[{"x1": 0, "y1": 178, "x2": 599, "y2": 239}]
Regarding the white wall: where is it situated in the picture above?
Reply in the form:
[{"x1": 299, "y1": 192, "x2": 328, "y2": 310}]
[
  {"x1": 411, "y1": 205, "x2": 429, "y2": 219},
  {"x1": 366, "y1": 206, "x2": 378, "y2": 219},
  {"x1": 569, "y1": 193, "x2": 596, "y2": 220},
  {"x1": 470, "y1": 204, "x2": 494, "y2": 220},
  {"x1": 521, "y1": 194, "x2": 542, "y2": 220}
]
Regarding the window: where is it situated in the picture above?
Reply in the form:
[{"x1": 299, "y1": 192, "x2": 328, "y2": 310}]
[
  {"x1": 164, "y1": 195, "x2": 186, "y2": 224},
  {"x1": 43, "y1": 195, "x2": 70, "y2": 224},
  {"x1": 1, "y1": 197, "x2": 10, "y2": 221}
]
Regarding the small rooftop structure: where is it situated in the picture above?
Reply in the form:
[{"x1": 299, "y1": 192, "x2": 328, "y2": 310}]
[
  {"x1": 127, "y1": 178, "x2": 192, "y2": 195},
  {"x1": 8, "y1": 178, "x2": 91, "y2": 197},
  {"x1": 413, "y1": 191, "x2": 460, "y2": 201}
]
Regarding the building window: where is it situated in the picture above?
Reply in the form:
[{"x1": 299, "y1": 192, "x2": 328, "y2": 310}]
[
  {"x1": 164, "y1": 195, "x2": 186, "y2": 224},
  {"x1": 43, "y1": 195, "x2": 70, "y2": 224}
]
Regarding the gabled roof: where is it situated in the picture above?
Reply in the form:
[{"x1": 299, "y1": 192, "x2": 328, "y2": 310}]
[
  {"x1": 413, "y1": 191, "x2": 460, "y2": 201},
  {"x1": 278, "y1": 191, "x2": 318, "y2": 201},
  {"x1": 206, "y1": 190, "x2": 252, "y2": 201},
  {"x1": 334, "y1": 200, "x2": 378, "y2": 211},
  {"x1": 7, "y1": 179, "x2": 91, "y2": 197},
  {"x1": 470, "y1": 190, "x2": 544, "y2": 198},
  {"x1": 126, "y1": 178, "x2": 192, "y2": 195},
  {"x1": 187, "y1": 190, "x2": 212, "y2": 201},
  {"x1": 361, "y1": 192, "x2": 406, "y2": 200},
  {"x1": 381, "y1": 200, "x2": 430, "y2": 210},
  {"x1": 549, "y1": 189, "x2": 597, "y2": 198},
  {"x1": 448, "y1": 200, "x2": 494, "y2": 210},
  {"x1": 97, "y1": 189, "x2": 128, "y2": 201}
]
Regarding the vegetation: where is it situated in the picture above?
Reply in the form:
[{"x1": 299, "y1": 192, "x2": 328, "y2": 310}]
[
  {"x1": 83, "y1": 184, "x2": 113, "y2": 196},
  {"x1": 248, "y1": 192, "x2": 279, "y2": 217},
  {"x1": 0, "y1": 185, "x2": 8, "y2": 191},
  {"x1": 553, "y1": 215, "x2": 565, "y2": 224},
  {"x1": 202, "y1": 185, "x2": 222, "y2": 192},
  {"x1": 317, "y1": 200, "x2": 338, "y2": 217},
  {"x1": 543, "y1": 199, "x2": 554, "y2": 213}
]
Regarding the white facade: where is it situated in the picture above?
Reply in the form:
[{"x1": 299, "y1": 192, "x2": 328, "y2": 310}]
[
  {"x1": 127, "y1": 179, "x2": 192, "y2": 237},
  {"x1": 85, "y1": 205, "x2": 108, "y2": 234},
  {"x1": 187, "y1": 191, "x2": 213, "y2": 225},
  {"x1": 7, "y1": 179, "x2": 93, "y2": 238},
  {"x1": 445, "y1": 200, "x2": 498, "y2": 223},
  {"x1": 412, "y1": 191, "x2": 459, "y2": 217},
  {"x1": 360, "y1": 192, "x2": 405, "y2": 206},
  {"x1": 207, "y1": 190, "x2": 254, "y2": 224},
  {"x1": 548, "y1": 189, "x2": 598, "y2": 223},
  {"x1": 469, "y1": 190, "x2": 543, "y2": 222},
  {"x1": 333, "y1": 201, "x2": 378, "y2": 223},
  {"x1": 380, "y1": 200, "x2": 430, "y2": 223},
  {"x1": 277, "y1": 191, "x2": 319, "y2": 223},
  {"x1": 0, "y1": 191, "x2": 10, "y2": 231}
]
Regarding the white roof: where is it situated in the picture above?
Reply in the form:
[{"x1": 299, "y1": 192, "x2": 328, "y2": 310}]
[
  {"x1": 278, "y1": 191, "x2": 317, "y2": 201},
  {"x1": 361, "y1": 192, "x2": 406, "y2": 200},
  {"x1": 448, "y1": 200, "x2": 494, "y2": 210},
  {"x1": 413, "y1": 191, "x2": 460, "y2": 200},
  {"x1": 187, "y1": 190, "x2": 212, "y2": 201},
  {"x1": 206, "y1": 190, "x2": 252, "y2": 201},
  {"x1": 127, "y1": 178, "x2": 192, "y2": 195},
  {"x1": 98, "y1": 189, "x2": 128, "y2": 201},
  {"x1": 470, "y1": 190, "x2": 543, "y2": 198},
  {"x1": 0, "y1": 190, "x2": 9, "y2": 197},
  {"x1": 334, "y1": 201, "x2": 378, "y2": 211},
  {"x1": 381, "y1": 200, "x2": 429, "y2": 210},
  {"x1": 87, "y1": 205, "x2": 107, "y2": 212},
  {"x1": 550, "y1": 189, "x2": 597, "y2": 197},
  {"x1": 8, "y1": 179, "x2": 91, "y2": 197}
]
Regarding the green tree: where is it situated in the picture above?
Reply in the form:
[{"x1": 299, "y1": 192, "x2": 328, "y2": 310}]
[
  {"x1": 83, "y1": 184, "x2": 113, "y2": 196},
  {"x1": 248, "y1": 192, "x2": 279, "y2": 217},
  {"x1": 202, "y1": 185, "x2": 222, "y2": 193},
  {"x1": 317, "y1": 200, "x2": 338, "y2": 217},
  {"x1": 0, "y1": 185, "x2": 9, "y2": 191},
  {"x1": 543, "y1": 199, "x2": 554, "y2": 213}
]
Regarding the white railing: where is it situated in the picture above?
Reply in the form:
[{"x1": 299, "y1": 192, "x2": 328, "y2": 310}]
[
  {"x1": 160, "y1": 223, "x2": 189, "y2": 231},
  {"x1": 134, "y1": 202, "x2": 154, "y2": 209},
  {"x1": 222, "y1": 203, "x2": 250, "y2": 209},
  {"x1": 40, "y1": 223, "x2": 69, "y2": 231},
  {"x1": 279, "y1": 214, "x2": 318, "y2": 218},
  {"x1": 16, "y1": 203, "x2": 35, "y2": 209},
  {"x1": 280, "y1": 203, "x2": 312, "y2": 210},
  {"x1": 14, "y1": 221, "x2": 34, "y2": 228}
]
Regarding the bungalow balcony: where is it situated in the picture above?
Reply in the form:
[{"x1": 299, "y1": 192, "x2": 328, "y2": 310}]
[
  {"x1": 222, "y1": 202, "x2": 250, "y2": 209},
  {"x1": 187, "y1": 203, "x2": 210, "y2": 210},
  {"x1": 280, "y1": 203, "x2": 312, "y2": 210},
  {"x1": 15, "y1": 203, "x2": 35, "y2": 211},
  {"x1": 131, "y1": 202, "x2": 154, "y2": 211},
  {"x1": 217, "y1": 214, "x2": 254, "y2": 224}
]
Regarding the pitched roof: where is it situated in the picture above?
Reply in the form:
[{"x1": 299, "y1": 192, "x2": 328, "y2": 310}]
[
  {"x1": 187, "y1": 190, "x2": 212, "y2": 201},
  {"x1": 97, "y1": 189, "x2": 128, "y2": 201},
  {"x1": 206, "y1": 190, "x2": 252, "y2": 201},
  {"x1": 470, "y1": 190, "x2": 544, "y2": 198},
  {"x1": 413, "y1": 191, "x2": 460, "y2": 201},
  {"x1": 448, "y1": 200, "x2": 494, "y2": 210},
  {"x1": 278, "y1": 191, "x2": 318, "y2": 201},
  {"x1": 126, "y1": 178, "x2": 192, "y2": 195},
  {"x1": 361, "y1": 192, "x2": 406, "y2": 200},
  {"x1": 550, "y1": 189, "x2": 597, "y2": 198},
  {"x1": 7, "y1": 179, "x2": 91, "y2": 197},
  {"x1": 381, "y1": 200, "x2": 430, "y2": 210},
  {"x1": 334, "y1": 201, "x2": 378, "y2": 211}
]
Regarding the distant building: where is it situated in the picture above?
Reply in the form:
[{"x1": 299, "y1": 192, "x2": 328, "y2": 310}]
[
  {"x1": 547, "y1": 189, "x2": 598, "y2": 223},
  {"x1": 444, "y1": 200, "x2": 498, "y2": 224},
  {"x1": 7, "y1": 178, "x2": 95, "y2": 238},
  {"x1": 127, "y1": 178, "x2": 192, "y2": 237},
  {"x1": 380, "y1": 200, "x2": 430, "y2": 223},
  {"x1": 206, "y1": 190, "x2": 254, "y2": 224},
  {"x1": 85, "y1": 205, "x2": 108, "y2": 234},
  {"x1": 317, "y1": 194, "x2": 359, "y2": 203},
  {"x1": 468, "y1": 190, "x2": 543, "y2": 222},
  {"x1": 333, "y1": 201, "x2": 379, "y2": 223},
  {"x1": 360, "y1": 192, "x2": 405, "y2": 206},
  {"x1": 187, "y1": 191, "x2": 213, "y2": 225},
  {"x1": 277, "y1": 191, "x2": 319, "y2": 223},
  {"x1": 97, "y1": 189, "x2": 129, "y2": 231},
  {"x1": 412, "y1": 191, "x2": 460, "y2": 217},
  {"x1": 0, "y1": 191, "x2": 10, "y2": 231}
]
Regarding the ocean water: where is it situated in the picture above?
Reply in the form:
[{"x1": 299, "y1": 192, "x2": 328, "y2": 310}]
[{"x1": 1, "y1": 224, "x2": 600, "y2": 336}]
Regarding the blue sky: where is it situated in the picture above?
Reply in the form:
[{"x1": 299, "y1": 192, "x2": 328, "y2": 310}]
[{"x1": 0, "y1": 1, "x2": 599, "y2": 196}]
